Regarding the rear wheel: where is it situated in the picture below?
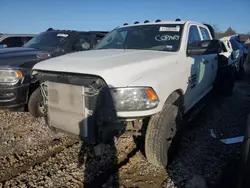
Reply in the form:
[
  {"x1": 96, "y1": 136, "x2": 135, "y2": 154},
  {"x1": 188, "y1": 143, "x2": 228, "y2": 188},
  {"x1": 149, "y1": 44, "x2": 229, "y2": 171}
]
[
  {"x1": 28, "y1": 87, "x2": 45, "y2": 118},
  {"x1": 145, "y1": 100, "x2": 182, "y2": 167},
  {"x1": 214, "y1": 66, "x2": 235, "y2": 97}
]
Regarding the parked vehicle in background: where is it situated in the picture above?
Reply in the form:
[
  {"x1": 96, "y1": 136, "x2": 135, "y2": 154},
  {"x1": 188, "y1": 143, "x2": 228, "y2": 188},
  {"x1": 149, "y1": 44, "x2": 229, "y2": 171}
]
[
  {"x1": 0, "y1": 29, "x2": 108, "y2": 118},
  {"x1": 0, "y1": 34, "x2": 35, "y2": 48},
  {"x1": 32, "y1": 20, "x2": 235, "y2": 167},
  {"x1": 220, "y1": 37, "x2": 239, "y2": 66},
  {"x1": 244, "y1": 44, "x2": 249, "y2": 51},
  {"x1": 229, "y1": 36, "x2": 247, "y2": 76}
]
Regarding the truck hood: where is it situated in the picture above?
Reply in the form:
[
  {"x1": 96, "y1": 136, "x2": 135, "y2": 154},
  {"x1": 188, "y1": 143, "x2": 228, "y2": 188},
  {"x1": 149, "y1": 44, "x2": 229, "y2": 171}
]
[
  {"x1": 0, "y1": 47, "x2": 53, "y2": 68},
  {"x1": 34, "y1": 49, "x2": 178, "y2": 87}
]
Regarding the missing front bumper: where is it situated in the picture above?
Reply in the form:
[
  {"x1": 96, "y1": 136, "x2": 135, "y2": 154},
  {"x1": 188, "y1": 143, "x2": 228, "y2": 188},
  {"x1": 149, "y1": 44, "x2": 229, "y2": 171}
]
[
  {"x1": 45, "y1": 81, "x2": 89, "y2": 138},
  {"x1": 38, "y1": 71, "x2": 142, "y2": 144}
]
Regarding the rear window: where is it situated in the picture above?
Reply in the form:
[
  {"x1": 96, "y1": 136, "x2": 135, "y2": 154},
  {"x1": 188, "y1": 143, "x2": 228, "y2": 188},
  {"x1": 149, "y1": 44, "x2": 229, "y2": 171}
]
[{"x1": 199, "y1": 27, "x2": 211, "y2": 40}]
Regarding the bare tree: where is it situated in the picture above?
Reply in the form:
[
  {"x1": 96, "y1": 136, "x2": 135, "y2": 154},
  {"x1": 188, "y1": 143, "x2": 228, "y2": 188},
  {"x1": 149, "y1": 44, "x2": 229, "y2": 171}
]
[
  {"x1": 212, "y1": 24, "x2": 220, "y2": 33},
  {"x1": 224, "y1": 27, "x2": 236, "y2": 35}
]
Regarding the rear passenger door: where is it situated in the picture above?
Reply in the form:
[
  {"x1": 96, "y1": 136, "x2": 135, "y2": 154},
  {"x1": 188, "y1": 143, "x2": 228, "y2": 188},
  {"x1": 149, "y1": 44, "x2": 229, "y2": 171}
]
[
  {"x1": 198, "y1": 26, "x2": 218, "y2": 87},
  {"x1": 184, "y1": 25, "x2": 214, "y2": 110}
]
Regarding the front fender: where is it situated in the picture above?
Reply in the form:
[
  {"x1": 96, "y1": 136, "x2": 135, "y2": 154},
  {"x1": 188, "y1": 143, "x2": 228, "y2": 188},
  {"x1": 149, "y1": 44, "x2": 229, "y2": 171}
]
[{"x1": 119, "y1": 63, "x2": 187, "y2": 118}]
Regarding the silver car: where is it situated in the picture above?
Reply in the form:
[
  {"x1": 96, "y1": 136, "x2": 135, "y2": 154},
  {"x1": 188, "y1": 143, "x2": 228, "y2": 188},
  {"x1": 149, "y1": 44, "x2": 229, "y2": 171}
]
[{"x1": 0, "y1": 34, "x2": 35, "y2": 48}]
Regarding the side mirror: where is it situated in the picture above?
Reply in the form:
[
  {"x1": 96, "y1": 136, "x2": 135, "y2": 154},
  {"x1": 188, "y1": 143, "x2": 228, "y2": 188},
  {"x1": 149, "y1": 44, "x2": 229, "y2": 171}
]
[{"x1": 187, "y1": 39, "x2": 222, "y2": 56}]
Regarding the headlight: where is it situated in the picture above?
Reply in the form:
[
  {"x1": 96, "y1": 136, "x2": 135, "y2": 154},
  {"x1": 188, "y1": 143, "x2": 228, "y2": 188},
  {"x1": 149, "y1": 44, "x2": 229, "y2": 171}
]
[
  {"x1": 111, "y1": 87, "x2": 159, "y2": 111},
  {"x1": 0, "y1": 70, "x2": 23, "y2": 83}
]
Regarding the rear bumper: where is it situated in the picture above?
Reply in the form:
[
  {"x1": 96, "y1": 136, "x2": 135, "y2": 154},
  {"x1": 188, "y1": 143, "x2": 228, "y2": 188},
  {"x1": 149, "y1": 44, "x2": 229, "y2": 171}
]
[{"x1": 0, "y1": 84, "x2": 29, "y2": 108}]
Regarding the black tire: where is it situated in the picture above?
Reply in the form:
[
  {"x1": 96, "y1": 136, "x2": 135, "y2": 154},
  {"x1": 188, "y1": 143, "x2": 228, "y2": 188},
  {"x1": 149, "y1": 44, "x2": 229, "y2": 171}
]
[
  {"x1": 214, "y1": 66, "x2": 235, "y2": 97},
  {"x1": 145, "y1": 103, "x2": 182, "y2": 167},
  {"x1": 237, "y1": 114, "x2": 250, "y2": 188},
  {"x1": 28, "y1": 87, "x2": 45, "y2": 118},
  {"x1": 221, "y1": 74, "x2": 235, "y2": 97}
]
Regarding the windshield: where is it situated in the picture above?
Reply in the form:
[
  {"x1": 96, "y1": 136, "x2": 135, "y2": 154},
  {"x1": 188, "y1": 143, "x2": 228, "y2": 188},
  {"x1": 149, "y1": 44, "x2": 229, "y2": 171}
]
[
  {"x1": 23, "y1": 31, "x2": 70, "y2": 51},
  {"x1": 95, "y1": 24, "x2": 184, "y2": 52}
]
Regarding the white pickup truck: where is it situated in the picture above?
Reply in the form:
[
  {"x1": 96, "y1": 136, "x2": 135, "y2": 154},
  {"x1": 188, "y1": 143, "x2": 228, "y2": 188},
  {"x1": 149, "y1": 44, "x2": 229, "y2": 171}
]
[{"x1": 31, "y1": 20, "x2": 235, "y2": 167}]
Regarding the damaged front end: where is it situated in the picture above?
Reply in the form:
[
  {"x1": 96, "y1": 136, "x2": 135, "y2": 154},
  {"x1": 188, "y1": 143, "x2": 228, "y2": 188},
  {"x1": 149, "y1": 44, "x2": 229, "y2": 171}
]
[{"x1": 35, "y1": 71, "x2": 143, "y2": 144}]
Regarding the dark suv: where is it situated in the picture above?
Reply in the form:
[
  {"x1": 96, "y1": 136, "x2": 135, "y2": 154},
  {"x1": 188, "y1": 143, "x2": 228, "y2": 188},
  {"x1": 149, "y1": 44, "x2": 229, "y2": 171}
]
[{"x1": 0, "y1": 29, "x2": 108, "y2": 117}]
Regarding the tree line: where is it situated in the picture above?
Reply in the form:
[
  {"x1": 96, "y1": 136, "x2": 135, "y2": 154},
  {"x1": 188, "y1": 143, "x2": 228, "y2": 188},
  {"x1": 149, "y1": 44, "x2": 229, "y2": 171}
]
[{"x1": 213, "y1": 25, "x2": 250, "y2": 42}]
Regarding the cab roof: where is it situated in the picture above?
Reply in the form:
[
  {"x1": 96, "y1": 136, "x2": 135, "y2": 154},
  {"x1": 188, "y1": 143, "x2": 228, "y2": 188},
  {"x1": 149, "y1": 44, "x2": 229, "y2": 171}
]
[
  {"x1": 44, "y1": 28, "x2": 108, "y2": 35},
  {"x1": 118, "y1": 20, "x2": 209, "y2": 28}
]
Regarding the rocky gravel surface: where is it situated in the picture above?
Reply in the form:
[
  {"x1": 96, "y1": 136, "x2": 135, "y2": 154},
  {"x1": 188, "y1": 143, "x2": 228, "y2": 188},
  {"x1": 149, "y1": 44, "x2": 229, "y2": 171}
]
[
  {"x1": 100, "y1": 80, "x2": 250, "y2": 188},
  {"x1": 1, "y1": 79, "x2": 250, "y2": 188},
  {"x1": 0, "y1": 110, "x2": 66, "y2": 156}
]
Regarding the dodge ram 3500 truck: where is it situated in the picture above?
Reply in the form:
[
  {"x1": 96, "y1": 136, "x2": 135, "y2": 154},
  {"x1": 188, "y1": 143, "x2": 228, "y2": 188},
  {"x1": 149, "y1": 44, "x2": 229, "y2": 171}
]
[{"x1": 31, "y1": 20, "x2": 235, "y2": 167}]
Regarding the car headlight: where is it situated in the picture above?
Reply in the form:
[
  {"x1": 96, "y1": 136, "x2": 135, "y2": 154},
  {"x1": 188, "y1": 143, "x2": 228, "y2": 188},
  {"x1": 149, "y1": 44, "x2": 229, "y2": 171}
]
[
  {"x1": 111, "y1": 87, "x2": 159, "y2": 111},
  {"x1": 0, "y1": 70, "x2": 23, "y2": 83}
]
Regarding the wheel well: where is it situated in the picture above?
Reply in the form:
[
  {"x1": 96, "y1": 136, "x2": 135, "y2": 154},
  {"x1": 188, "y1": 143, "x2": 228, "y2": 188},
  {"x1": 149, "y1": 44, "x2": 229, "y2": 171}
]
[
  {"x1": 165, "y1": 89, "x2": 184, "y2": 114},
  {"x1": 28, "y1": 81, "x2": 40, "y2": 99}
]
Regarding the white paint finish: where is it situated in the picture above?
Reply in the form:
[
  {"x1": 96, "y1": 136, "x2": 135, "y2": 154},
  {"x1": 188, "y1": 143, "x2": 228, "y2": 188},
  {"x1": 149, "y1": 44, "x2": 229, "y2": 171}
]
[
  {"x1": 33, "y1": 21, "x2": 219, "y2": 118},
  {"x1": 34, "y1": 49, "x2": 177, "y2": 87}
]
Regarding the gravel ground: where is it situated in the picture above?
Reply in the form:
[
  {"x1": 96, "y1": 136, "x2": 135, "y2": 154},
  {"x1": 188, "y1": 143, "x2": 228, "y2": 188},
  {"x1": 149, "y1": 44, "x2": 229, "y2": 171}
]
[
  {"x1": 0, "y1": 111, "x2": 135, "y2": 188},
  {"x1": 1, "y1": 79, "x2": 250, "y2": 188},
  {"x1": 0, "y1": 110, "x2": 65, "y2": 156},
  {"x1": 166, "y1": 81, "x2": 250, "y2": 188},
  {"x1": 101, "y1": 80, "x2": 250, "y2": 188}
]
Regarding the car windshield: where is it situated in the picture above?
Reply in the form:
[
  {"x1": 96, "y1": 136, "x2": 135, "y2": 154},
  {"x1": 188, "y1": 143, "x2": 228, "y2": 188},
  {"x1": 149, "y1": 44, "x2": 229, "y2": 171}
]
[
  {"x1": 23, "y1": 31, "x2": 70, "y2": 51},
  {"x1": 95, "y1": 24, "x2": 184, "y2": 52}
]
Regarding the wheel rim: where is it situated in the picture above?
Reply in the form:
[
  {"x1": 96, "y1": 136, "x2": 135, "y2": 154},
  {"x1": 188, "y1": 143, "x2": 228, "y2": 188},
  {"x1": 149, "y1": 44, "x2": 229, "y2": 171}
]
[
  {"x1": 38, "y1": 100, "x2": 45, "y2": 115},
  {"x1": 166, "y1": 125, "x2": 177, "y2": 146}
]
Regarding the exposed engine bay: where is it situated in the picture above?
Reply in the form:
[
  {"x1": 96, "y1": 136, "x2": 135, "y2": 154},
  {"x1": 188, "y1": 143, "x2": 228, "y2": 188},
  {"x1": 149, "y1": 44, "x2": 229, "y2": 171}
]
[{"x1": 36, "y1": 71, "x2": 143, "y2": 144}]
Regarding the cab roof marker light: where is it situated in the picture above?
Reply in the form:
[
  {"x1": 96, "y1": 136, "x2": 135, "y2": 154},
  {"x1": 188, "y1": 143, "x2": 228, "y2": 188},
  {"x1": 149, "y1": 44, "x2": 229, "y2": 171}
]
[
  {"x1": 155, "y1": 19, "x2": 161, "y2": 22},
  {"x1": 134, "y1": 21, "x2": 139, "y2": 24},
  {"x1": 175, "y1": 18, "x2": 181, "y2": 21},
  {"x1": 144, "y1": 20, "x2": 149, "y2": 23},
  {"x1": 123, "y1": 23, "x2": 129, "y2": 26}
]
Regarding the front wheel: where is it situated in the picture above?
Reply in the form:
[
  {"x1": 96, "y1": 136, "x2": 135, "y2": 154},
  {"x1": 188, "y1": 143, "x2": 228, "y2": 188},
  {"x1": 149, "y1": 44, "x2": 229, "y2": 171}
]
[
  {"x1": 28, "y1": 87, "x2": 45, "y2": 118},
  {"x1": 145, "y1": 104, "x2": 182, "y2": 167}
]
